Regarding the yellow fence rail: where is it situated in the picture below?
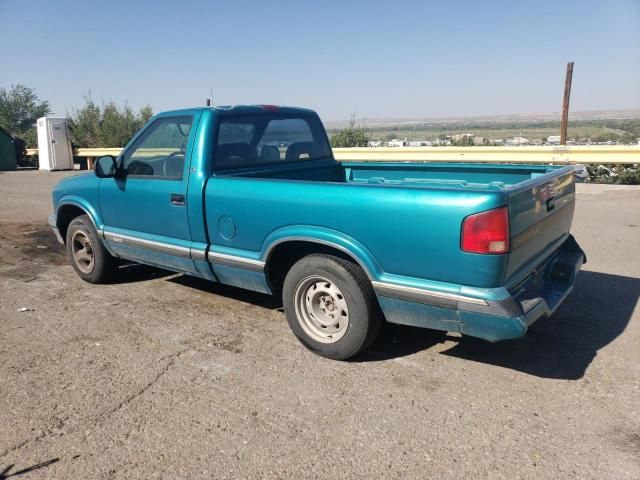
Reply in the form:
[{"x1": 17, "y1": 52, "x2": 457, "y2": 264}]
[
  {"x1": 25, "y1": 145, "x2": 640, "y2": 167},
  {"x1": 333, "y1": 145, "x2": 640, "y2": 164}
]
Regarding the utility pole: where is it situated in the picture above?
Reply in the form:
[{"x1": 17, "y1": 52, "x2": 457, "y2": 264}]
[{"x1": 560, "y1": 62, "x2": 574, "y2": 145}]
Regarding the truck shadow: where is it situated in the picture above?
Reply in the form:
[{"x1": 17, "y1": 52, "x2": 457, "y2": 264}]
[
  {"x1": 118, "y1": 266, "x2": 636, "y2": 380},
  {"x1": 114, "y1": 263, "x2": 177, "y2": 284},
  {"x1": 168, "y1": 275, "x2": 283, "y2": 310},
  {"x1": 361, "y1": 270, "x2": 638, "y2": 380}
]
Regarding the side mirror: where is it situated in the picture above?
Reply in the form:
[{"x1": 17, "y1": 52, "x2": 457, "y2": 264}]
[{"x1": 94, "y1": 155, "x2": 119, "y2": 178}]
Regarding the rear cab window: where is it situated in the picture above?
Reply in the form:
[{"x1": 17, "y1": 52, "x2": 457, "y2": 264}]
[{"x1": 214, "y1": 113, "x2": 332, "y2": 170}]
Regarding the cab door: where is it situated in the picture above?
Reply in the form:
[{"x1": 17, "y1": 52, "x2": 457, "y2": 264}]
[{"x1": 99, "y1": 114, "x2": 199, "y2": 274}]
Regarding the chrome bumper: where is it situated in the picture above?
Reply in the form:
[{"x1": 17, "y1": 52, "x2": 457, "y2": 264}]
[{"x1": 48, "y1": 213, "x2": 64, "y2": 244}]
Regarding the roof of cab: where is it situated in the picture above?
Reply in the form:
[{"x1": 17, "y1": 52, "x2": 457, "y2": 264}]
[{"x1": 156, "y1": 105, "x2": 317, "y2": 117}]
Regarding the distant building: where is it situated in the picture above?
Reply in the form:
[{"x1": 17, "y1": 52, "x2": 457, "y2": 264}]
[
  {"x1": 506, "y1": 136, "x2": 529, "y2": 145},
  {"x1": 367, "y1": 140, "x2": 383, "y2": 147},
  {"x1": 408, "y1": 140, "x2": 432, "y2": 147},
  {"x1": 387, "y1": 139, "x2": 407, "y2": 147},
  {"x1": 473, "y1": 136, "x2": 485, "y2": 145},
  {"x1": 451, "y1": 133, "x2": 474, "y2": 141},
  {"x1": 547, "y1": 135, "x2": 561, "y2": 144}
]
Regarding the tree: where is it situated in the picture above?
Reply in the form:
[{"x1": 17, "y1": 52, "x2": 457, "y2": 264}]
[
  {"x1": 68, "y1": 93, "x2": 153, "y2": 148},
  {"x1": 450, "y1": 135, "x2": 475, "y2": 147},
  {"x1": 139, "y1": 105, "x2": 153, "y2": 125},
  {"x1": 0, "y1": 84, "x2": 51, "y2": 147},
  {"x1": 330, "y1": 113, "x2": 370, "y2": 148},
  {"x1": 68, "y1": 94, "x2": 101, "y2": 147}
]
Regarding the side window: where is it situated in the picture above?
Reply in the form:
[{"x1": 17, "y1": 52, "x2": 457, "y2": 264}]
[{"x1": 122, "y1": 116, "x2": 193, "y2": 179}]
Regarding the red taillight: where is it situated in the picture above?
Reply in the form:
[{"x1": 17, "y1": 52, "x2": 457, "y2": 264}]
[
  {"x1": 260, "y1": 104, "x2": 279, "y2": 112},
  {"x1": 461, "y1": 206, "x2": 510, "y2": 254}
]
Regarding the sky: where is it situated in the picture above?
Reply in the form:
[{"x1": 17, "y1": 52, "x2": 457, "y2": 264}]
[{"x1": 1, "y1": 0, "x2": 639, "y2": 121}]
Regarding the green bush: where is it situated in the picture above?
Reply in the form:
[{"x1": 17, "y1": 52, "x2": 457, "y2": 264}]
[
  {"x1": 586, "y1": 164, "x2": 640, "y2": 185},
  {"x1": 330, "y1": 114, "x2": 370, "y2": 148},
  {"x1": 68, "y1": 94, "x2": 153, "y2": 148}
]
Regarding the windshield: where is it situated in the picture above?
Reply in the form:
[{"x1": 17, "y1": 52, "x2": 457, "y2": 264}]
[{"x1": 215, "y1": 113, "x2": 332, "y2": 170}]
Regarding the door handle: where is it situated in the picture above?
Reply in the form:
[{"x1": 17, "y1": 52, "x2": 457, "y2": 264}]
[{"x1": 170, "y1": 193, "x2": 185, "y2": 206}]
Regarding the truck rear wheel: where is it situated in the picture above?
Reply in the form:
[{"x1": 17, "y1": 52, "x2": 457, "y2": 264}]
[
  {"x1": 282, "y1": 254, "x2": 381, "y2": 360},
  {"x1": 66, "y1": 215, "x2": 117, "y2": 284}
]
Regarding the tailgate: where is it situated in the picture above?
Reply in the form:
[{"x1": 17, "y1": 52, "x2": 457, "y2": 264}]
[{"x1": 505, "y1": 166, "x2": 576, "y2": 282}]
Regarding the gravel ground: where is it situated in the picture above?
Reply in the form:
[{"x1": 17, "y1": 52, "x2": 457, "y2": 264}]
[{"x1": 0, "y1": 170, "x2": 638, "y2": 479}]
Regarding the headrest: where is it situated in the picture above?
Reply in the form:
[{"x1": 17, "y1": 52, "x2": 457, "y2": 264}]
[
  {"x1": 285, "y1": 142, "x2": 318, "y2": 162},
  {"x1": 216, "y1": 142, "x2": 258, "y2": 168},
  {"x1": 260, "y1": 145, "x2": 280, "y2": 162}
]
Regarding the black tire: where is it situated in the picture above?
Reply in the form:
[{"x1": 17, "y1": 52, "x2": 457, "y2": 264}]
[
  {"x1": 282, "y1": 254, "x2": 382, "y2": 360},
  {"x1": 66, "y1": 215, "x2": 117, "y2": 283}
]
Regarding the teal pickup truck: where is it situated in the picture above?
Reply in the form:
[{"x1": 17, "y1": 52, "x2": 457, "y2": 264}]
[{"x1": 49, "y1": 105, "x2": 585, "y2": 360}]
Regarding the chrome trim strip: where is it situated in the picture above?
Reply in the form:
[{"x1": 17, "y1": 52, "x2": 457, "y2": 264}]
[
  {"x1": 102, "y1": 231, "x2": 265, "y2": 269},
  {"x1": 372, "y1": 281, "x2": 488, "y2": 307},
  {"x1": 372, "y1": 280, "x2": 524, "y2": 317},
  {"x1": 207, "y1": 251, "x2": 265, "y2": 272},
  {"x1": 190, "y1": 248, "x2": 207, "y2": 261},
  {"x1": 47, "y1": 213, "x2": 65, "y2": 244},
  {"x1": 104, "y1": 232, "x2": 192, "y2": 258},
  {"x1": 96, "y1": 229, "x2": 104, "y2": 239}
]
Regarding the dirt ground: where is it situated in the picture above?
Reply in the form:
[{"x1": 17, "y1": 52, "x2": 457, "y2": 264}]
[{"x1": 0, "y1": 170, "x2": 639, "y2": 479}]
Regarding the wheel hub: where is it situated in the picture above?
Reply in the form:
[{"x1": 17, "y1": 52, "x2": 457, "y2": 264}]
[
  {"x1": 294, "y1": 276, "x2": 350, "y2": 344},
  {"x1": 71, "y1": 230, "x2": 95, "y2": 274}
]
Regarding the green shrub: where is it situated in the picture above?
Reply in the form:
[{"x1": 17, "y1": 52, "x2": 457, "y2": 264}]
[
  {"x1": 68, "y1": 93, "x2": 153, "y2": 148},
  {"x1": 330, "y1": 113, "x2": 370, "y2": 148}
]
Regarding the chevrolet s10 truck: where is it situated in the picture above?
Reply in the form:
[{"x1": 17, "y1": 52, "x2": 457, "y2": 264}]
[{"x1": 49, "y1": 105, "x2": 585, "y2": 360}]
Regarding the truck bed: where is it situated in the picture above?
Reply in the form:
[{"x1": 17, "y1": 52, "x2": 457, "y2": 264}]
[
  {"x1": 343, "y1": 162, "x2": 562, "y2": 190},
  {"x1": 210, "y1": 159, "x2": 576, "y2": 290},
  {"x1": 221, "y1": 158, "x2": 563, "y2": 191}
]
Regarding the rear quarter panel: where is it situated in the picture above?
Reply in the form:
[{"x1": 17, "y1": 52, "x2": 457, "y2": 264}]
[{"x1": 205, "y1": 178, "x2": 508, "y2": 287}]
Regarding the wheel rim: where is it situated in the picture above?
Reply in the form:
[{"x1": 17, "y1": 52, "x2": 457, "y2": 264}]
[
  {"x1": 294, "y1": 276, "x2": 349, "y2": 344},
  {"x1": 71, "y1": 230, "x2": 95, "y2": 274}
]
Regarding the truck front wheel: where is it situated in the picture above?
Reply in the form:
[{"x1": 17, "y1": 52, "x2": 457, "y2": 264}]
[
  {"x1": 282, "y1": 254, "x2": 381, "y2": 360},
  {"x1": 66, "y1": 215, "x2": 117, "y2": 284}
]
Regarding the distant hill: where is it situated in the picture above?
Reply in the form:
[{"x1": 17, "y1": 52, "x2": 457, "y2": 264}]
[{"x1": 324, "y1": 109, "x2": 640, "y2": 130}]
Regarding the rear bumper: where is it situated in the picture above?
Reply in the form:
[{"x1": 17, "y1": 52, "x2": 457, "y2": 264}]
[
  {"x1": 48, "y1": 213, "x2": 64, "y2": 244},
  {"x1": 375, "y1": 235, "x2": 586, "y2": 341}
]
